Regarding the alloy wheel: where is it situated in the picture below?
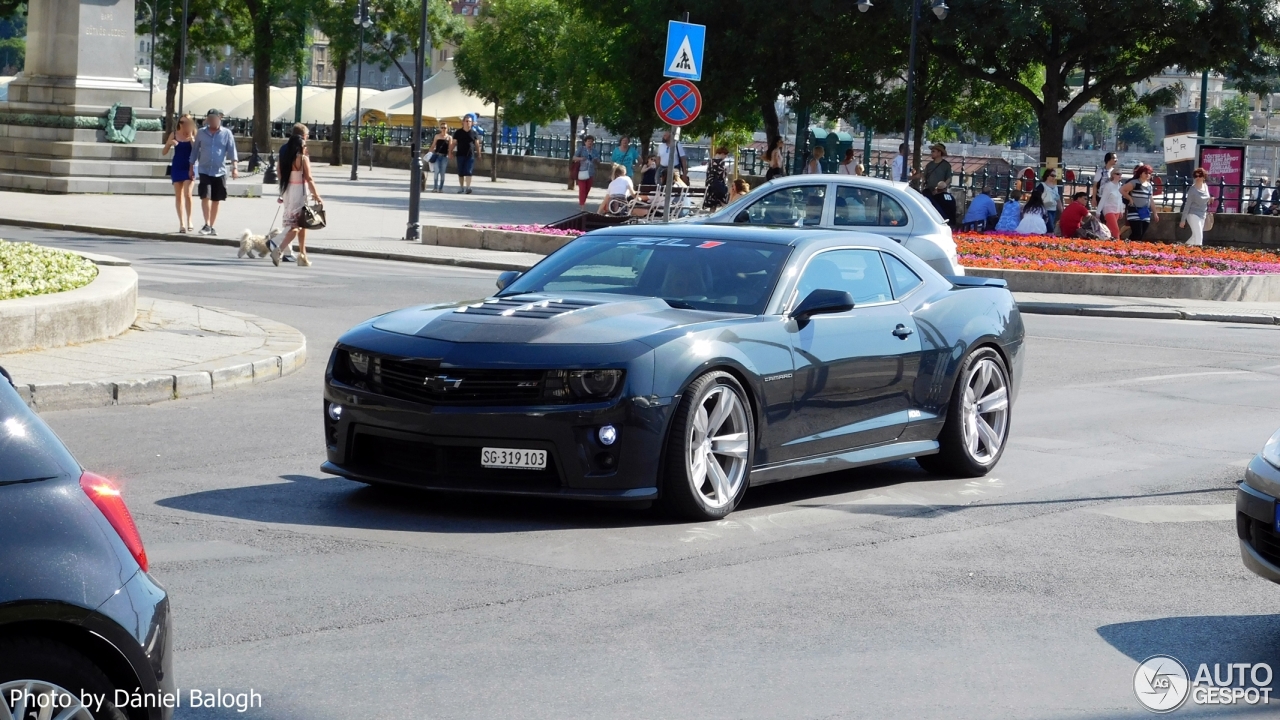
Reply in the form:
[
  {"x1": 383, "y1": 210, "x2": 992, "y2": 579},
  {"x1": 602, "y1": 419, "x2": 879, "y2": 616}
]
[
  {"x1": 686, "y1": 385, "x2": 750, "y2": 509},
  {"x1": 961, "y1": 356, "x2": 1010, "y2": 464},
  {"x1": 0, "y1": 679, "x2": 98, "y2": 720}
]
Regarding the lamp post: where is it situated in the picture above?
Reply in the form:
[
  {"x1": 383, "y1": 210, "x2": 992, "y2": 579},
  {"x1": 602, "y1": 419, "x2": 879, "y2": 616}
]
[
  {"x1": 858, "y1": 0, "x2": 948, "y2": 181},
  {"x1": 351, "y1": 0, "x2": 373, "y2": 181},
  {"x1": 138, "y1": 0, "x2": 159, "y2": 108},
  {"x1": 177, "y1": 0, "x2": 189, "y2": 128},
  {"x1": 405, "y1": 0, "x2": 430, "y2": 242}
]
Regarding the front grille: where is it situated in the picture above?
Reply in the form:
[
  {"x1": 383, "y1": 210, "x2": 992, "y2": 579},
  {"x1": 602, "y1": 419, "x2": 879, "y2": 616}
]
[
  {"x1": 374, "y1": 359, "x2": 546, "y2": 405},
  {"x1": 454, "y1": 297, "x2": 601, "y2": 318},
  {"x1": 1249, "y1": 518, "x2": 1280, "y2": 567},
  {"x1": 349, "y1": 431, "x2": 561, "y2": 491}
]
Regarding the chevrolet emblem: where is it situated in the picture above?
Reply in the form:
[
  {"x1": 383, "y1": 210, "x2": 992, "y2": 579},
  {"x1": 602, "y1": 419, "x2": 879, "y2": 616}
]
[{"x1": 423, "y1": 374, "x2": 464, "y2": 392}]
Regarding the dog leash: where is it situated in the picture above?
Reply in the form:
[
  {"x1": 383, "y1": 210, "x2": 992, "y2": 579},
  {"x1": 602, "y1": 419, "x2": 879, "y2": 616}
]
[{"x1": 264, "y1": 204, "x2": 283, "y2": 250}]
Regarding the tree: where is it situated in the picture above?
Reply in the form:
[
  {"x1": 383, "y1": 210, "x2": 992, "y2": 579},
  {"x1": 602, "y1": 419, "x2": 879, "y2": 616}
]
[
  {"x1": 136, "y1": 0, "x2": 242, "y2": 131},
  {"x1": 931, "y1": 0, "x2": 1280, "y2": 162},
  {"x1": 0, "y1": 5, "x2": 23, "y2": 73},
  {"x1": 1208, "y1": 94, "x2": 1251, "y2": 138},
  {"x1": 242, "y1": 0, "x2": 313, "y2": 148},
  {"x1": 1075, "y1": 109, "x2": 1112, "y2": 148},
  {"x1": 1117, "y1": 118, "x2": 1154, "y2": 151}
]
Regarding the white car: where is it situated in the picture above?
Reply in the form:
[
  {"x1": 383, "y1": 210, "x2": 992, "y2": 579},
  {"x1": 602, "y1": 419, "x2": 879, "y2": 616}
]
[{"x1": 700, "y1": 175, "x2": 963, "y2": 277}]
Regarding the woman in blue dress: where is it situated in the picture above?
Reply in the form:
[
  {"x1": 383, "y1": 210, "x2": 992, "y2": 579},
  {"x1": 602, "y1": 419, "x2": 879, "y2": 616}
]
[{"x1": 162, "y1": 114, "x2": 196, "y2": 233}]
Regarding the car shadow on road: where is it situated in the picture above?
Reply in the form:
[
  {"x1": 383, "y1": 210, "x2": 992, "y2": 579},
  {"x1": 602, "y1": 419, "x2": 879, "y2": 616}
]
[{"x1": 1098, "y1": 614, "x2": 1280, "y2": 671}]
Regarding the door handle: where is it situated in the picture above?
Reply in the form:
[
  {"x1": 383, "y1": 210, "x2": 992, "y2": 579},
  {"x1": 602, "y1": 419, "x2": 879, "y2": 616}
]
[{"x1": 892, "y1": 324, "x2": 914, "y2": 339}]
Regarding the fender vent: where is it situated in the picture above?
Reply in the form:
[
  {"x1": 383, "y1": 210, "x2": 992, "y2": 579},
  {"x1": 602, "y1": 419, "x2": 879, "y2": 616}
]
[{"x1": 455, "y1": 297, "x2": 601, "y2": 319}]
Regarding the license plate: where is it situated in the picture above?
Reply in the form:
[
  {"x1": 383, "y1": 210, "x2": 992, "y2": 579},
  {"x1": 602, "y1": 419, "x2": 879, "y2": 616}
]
[{"x1": 481, "y1": 447, "x2": 547, "y2": 470}]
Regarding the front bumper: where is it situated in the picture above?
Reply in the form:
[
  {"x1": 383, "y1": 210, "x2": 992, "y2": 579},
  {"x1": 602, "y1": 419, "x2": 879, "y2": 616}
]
[
  {"x1": 1235, "y1": 454, "x2": 1280, "y2": 584},
  {"x1": 322, "y1": 379, "x2": 675, "y2": 501}
]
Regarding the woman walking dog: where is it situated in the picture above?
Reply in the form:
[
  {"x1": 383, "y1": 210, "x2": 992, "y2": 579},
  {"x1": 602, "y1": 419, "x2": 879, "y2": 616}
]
[{"x1": 272, "y1": 124, "x2": 323, "y2": 268}]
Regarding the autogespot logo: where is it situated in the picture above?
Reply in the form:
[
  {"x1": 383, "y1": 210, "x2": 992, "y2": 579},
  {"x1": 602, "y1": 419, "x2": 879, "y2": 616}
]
[{"x1": 1134, "y1": 655, "x2": 1190, "y2": 713}]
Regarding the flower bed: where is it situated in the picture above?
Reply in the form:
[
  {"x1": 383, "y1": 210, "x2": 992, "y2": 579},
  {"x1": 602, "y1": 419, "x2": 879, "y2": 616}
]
[
  {"x1": 467, "y1": 223, "x2": 584, "y2": 237},
  {"x1": 956, "y1": 232, "x2": 1280, "y2": 276},
  {"x1": 0, "y1": 240, "x2": 98, "y2": 300}
]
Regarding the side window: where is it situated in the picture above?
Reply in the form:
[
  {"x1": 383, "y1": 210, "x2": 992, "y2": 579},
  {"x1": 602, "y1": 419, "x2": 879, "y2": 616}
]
[
  {"x1": 883, "y1": 252, "x2": 923, "y2": 298},
  {"x1": 834, "y1": 186, "x2": 909, "y2": 228},
  {"x1": 794, "y1": 249, "x2": 894, "y2": 306},
  {"x1": 735, "y1": 185, "x2": 826, "y2": 226}
]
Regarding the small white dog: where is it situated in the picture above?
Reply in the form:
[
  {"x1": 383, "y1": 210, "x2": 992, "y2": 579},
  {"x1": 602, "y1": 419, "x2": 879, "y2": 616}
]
[{"x1": 238, "y1": 227, "x2": 281, "y2": 258}]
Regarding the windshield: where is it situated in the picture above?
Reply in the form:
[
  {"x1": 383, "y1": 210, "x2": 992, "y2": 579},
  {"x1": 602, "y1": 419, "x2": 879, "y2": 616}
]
[{"x1": 500, "y1": 235, "x2": 791, "y2": 315}]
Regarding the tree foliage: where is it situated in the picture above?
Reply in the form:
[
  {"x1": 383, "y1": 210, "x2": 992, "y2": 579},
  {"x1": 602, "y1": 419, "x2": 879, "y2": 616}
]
[
  {"x1": 1075, "y1": 109, "x2": 1112, "y2": 145},
  {"x1": 135, "y1": 0, "x2": 244, "y2": 129},
  {"x1": 1208, "y1": 94, "x2": 1252, "y2": 138},
  {"x1": 1117, "y1": 118, "x2": 1154, "y2": 150}
]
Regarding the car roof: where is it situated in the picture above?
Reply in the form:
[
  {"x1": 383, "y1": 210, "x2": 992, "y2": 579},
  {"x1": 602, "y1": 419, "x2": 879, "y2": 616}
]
[
  {"x1": 759, "y1": 174, "x2": 913, "y2": 192},
  {"x1": 582, "y1": 223, "x2": 900, "y2": 250}
]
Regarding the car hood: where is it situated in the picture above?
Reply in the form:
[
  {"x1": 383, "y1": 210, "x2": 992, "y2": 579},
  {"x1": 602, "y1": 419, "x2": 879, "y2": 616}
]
[{"x1": 371, "y1": 293, "x2": 739, "y2": 344}]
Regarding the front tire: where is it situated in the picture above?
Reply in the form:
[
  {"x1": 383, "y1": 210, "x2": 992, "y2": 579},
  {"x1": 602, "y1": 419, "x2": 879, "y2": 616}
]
[
  {"x1": 662, "y1": 371, "x2": 755, "y2": 520},
  {"x1": 0, "y1": 637, "x2": 130, "y2": 720},
  {"x1": 918, "y1": 346, "x2": 1011, "y2": 477}
]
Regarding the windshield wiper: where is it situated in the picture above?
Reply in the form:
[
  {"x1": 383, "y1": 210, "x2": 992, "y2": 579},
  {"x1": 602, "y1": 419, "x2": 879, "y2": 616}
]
[{"x1": 662, "y1": 298, "x2": 698, "y2": 310}]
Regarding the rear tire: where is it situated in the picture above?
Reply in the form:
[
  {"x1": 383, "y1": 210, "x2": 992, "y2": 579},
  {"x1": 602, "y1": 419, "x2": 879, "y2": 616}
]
[
  {"x1": 0, "y1": 636, "x2": 130, "y2": 720},
  {"x1": 918, "y1": 346, "x2": 1011, "y2": 477},
  {"x1": 662, "y1": 371, "x2": 754, "y2": 520}
]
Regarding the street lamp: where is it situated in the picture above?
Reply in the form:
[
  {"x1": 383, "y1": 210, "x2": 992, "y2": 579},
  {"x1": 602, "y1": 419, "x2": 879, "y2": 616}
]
[
  {"x1": 894, "y1": 0, "x2": 949, "y2": 180},
  {"x1": 405, "y1": 0, "x2": 430, "y2": 242},
  {"x1": 137, "y1": 0, "x2": 159, "y2": 108},
  {"x1": 177, "y1": 0, "x2": 189, "y2": 130},
  {"x1": 350, "y1": 0, "x2": 373, "y2": 181},
  {"x1": 857, "y1": 0, "x2": 872, "y2": 12}
]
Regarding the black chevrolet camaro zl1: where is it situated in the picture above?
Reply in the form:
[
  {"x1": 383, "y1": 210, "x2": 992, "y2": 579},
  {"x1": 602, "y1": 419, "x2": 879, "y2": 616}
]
[{"x1": 322, "y1": 224, "x2": 1024, "y2": 519}]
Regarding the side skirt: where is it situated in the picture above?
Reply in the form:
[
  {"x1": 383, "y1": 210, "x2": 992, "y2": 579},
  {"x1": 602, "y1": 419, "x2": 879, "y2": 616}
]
[{"x1": 749, "y1": 439, "x2": 940, "y2": 486}]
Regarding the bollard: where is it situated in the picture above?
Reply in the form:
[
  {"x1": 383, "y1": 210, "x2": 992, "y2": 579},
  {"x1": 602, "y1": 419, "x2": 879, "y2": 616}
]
[{"x1": 263, "y1": 150, "x2": 277, "y2": 185}]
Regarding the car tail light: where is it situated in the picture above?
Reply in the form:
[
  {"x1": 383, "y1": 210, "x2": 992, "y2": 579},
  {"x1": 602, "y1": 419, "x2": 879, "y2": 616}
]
[{"x1": 80, "y1": 472, "x2": 148, "y2": 572}]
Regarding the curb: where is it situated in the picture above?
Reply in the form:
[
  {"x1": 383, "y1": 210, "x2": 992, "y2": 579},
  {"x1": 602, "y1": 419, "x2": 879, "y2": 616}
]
[
  {"x1": 1016, "y1": 302, "x2": 1280, "y2": 325},
  {"x1": 7, "y1": 304, "x2": 307, "y2": 412},
  {"x1": 0, "y1": 217, "x2": 534, "y2": 272}
]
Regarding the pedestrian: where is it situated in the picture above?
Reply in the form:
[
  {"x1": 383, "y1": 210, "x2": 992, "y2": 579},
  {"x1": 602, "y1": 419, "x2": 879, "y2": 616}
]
[
  {"x1": 837, "y1": 149, "x2": 857, "y2": 175},
  {"x1": 1039, "y1": 168, "x2": 1062, "y2": 233},
  {"x1": 429, "y1": 122, "x2": 451, "y2": 193},
  {"x1": 272, "y1": 124, "x2": 322, "y2": 268},
  {"x1": 1121, "y1": 164, "x2": 1159, "y2": 240},
  {"x1": 913, "y1": 143, "x2": 952, "y2": 195},
  {"x1": 597, "y1": 164, "x2": 636, "y2": 214},
  {"x1": 995, "y1": 189, "x2": 1023, "y2": 232},
  {"x1": 763, "y1": 136, "x2": 785, "y2": 181},
  {"x1": 930, "y1": 181, "x2": 957, "y2": 226},
  {"x1": 611, "y1": 135, "x2": 640, "y2": 180},
  {"x1": 162, "y1": 113, "x2": 196, "y2": 233},
  {"x1": 449, "y1": 114, "x2": 482, "y2": 194},
  {"x1": 961, "y1": 185, "x2": 998, "y2": 231},
  {"x1": 1059, "y1": 192, "x2": 1090, "y2": 238},
  {"x1": 703, "y1": 145, "x2": 730, "y2": 210},
  {"x1": 729, "y1": 178, "x2": 750, "y2": 203},
  {"x1": 1270, "y1": 178, "x2": 1280, "y2": 216},
  {"x1": 891, "y1": 142, "x2": 908, "y2": 182},
  {"x1": 803, "y1": 146, "x2": 825, "y2": 174},
  {"x1": 1097, "y1": 167, "x2": 1126, "y2": 239},
  {"x1": 639, "y1": 154, "x2": 660, "y2": 187},
  {"x1": 855, "y1": 163, "x2": 866, "y2": 176},
  {"x1": 190, "y1": 108, "x2": 239, "y2": 236},
  {"x1": 1016, "y1": 186, "x2": 1049, "y2": 234},
  {"x1": 657, "y1": 130, "x2": 687, "y2": 185},
  {"x1": 1091, "y1": 151, "x2": 1117, "y2": 209},
  {"x1": 573, "y1": 134, "x2": 600, "y2": 210},
  {"x1": 1180, "y1": 166, "x2": 1212, "y2": 246}
]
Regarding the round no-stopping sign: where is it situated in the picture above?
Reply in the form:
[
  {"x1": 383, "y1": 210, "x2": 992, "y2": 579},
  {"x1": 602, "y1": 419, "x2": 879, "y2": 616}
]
[{"x1": 655, "y1": 79, "x2": 701, "y2": 126}]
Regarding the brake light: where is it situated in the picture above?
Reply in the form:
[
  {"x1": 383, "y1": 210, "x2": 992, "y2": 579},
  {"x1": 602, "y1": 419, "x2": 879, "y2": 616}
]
[{"x1": 80, "y1": 472, "x2": 148, "y2": 572}]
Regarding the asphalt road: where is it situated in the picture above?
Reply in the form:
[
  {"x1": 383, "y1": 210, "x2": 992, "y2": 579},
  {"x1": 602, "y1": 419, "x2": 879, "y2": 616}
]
[{"x1": 10, "y1": 226, "x2": 1280, "y2": 719}]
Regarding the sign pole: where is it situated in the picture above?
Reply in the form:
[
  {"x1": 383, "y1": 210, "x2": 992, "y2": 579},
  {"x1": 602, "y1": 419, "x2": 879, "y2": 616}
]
[{"x1": 662, "y1": 125, "x2": 679, "y2": 222}]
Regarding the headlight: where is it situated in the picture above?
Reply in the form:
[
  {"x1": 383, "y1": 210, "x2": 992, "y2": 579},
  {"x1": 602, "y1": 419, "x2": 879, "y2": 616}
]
[
  {"x1": 347, "y1": 351, "x2": 370, "y2": 376},
  {"x1": 568, "y1": 369, "x2": 623, "y2": 398},
  {"x1": 1262, "y1": 427, "x2": 1280, "y2": 470}
]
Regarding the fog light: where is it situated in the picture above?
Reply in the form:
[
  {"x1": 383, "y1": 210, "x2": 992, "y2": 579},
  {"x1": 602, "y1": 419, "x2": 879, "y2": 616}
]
[
  {"x1": 598, "y1": 425, "x2": 618, "y2": 446},
  {"x1": 327, "y1": 403, "x2": 343, "y2": 421}
]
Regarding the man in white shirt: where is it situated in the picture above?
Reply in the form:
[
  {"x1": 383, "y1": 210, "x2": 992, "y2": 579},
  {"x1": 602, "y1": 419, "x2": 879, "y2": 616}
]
[
  {"x1": 657, "y1": 131, "x2": 687, "y2": 183},
  {"x1": 891, "y1": 142, "x2": 908, "y2": 182}
]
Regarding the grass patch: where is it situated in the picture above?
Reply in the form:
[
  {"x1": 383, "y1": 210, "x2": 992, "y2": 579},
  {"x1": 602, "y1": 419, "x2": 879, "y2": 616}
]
[{"x1": 0, "y1": 239, "x2": 99, "y2": 300}]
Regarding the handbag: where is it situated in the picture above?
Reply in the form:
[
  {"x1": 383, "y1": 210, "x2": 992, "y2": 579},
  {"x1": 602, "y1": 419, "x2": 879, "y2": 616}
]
[
  {"x1": 577, "y1": 162, "x2": 592, "y2": 180},
  {"x1": 1203, "y1": 212, "x2": 1214, "y2": 232},
  {"x1": 301, "y1": 200, "x2": 326, "y2": 230}
]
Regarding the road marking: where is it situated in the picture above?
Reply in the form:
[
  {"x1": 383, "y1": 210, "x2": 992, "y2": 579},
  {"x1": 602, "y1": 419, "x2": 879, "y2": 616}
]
[
  {"x1": 1110, "y1": 370, "x2": 1256, "y2": 385},
  {"x1": 147, "y1": 540, "x2": 271, "y2": 563},
  {"x1": 1087, "y1": 504, "x2": 1235, "y2": 523}
]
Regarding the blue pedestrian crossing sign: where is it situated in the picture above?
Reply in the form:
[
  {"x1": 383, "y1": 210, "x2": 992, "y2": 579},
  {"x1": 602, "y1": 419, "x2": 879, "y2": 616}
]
[{"x1": 664, "y1": 20, "x2": 705, "y2": 82}]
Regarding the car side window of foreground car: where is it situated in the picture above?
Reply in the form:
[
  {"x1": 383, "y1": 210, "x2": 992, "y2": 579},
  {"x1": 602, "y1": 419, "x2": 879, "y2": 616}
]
[
  {"x1": 793, "y1": 249, "x2": 895, "y2": 307},
  {"x1": 733, "y1": 184, "x2": 826, "y2": 226}
]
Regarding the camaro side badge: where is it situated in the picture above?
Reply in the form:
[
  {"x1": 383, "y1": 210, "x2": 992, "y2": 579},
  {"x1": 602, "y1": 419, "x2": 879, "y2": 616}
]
[{"x1": 763, "y1": 373, "x2": 793, "y2": 382}]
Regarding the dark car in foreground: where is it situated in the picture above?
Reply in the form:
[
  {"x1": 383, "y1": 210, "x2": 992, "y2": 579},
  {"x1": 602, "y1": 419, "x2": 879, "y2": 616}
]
[
  {"x1": 1237, "y1": 427, "x2": 1280, "y2": 583},
  {"x1": 322, "y1": 225, "x2": 1024, "y2": 519},
  {"x1": 0, "y1": 367, "x2": 172, "y2": 720}
]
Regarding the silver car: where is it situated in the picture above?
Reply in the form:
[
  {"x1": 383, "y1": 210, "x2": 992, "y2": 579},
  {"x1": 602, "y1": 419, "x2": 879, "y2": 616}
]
[
  {"x1": 700, "y1": 175, "x2": 963, "y2": 277},
  {"x1": 1236, "y1": 426, "x2": 1280, "y2": 584}
]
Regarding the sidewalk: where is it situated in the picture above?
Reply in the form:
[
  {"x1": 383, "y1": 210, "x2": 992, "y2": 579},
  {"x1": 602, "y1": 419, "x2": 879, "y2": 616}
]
[
  {"x1": 0, "y1": 296, "x2": 306, "y2": 411},
  {"x1": 1014, "y1": 292, "x2": 1280, "y2": 325}
]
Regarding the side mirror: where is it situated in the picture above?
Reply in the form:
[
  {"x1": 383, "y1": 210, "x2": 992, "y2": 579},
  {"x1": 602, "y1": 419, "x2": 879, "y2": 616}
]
[
  {"x1": 495, "y1": 270, "x2": 521, "y2": 291},
  {"x1": 791, "y1": 289, "x2": 854, "y2": 328},
  {"x1": 733, "y1": 210, "x2": 750, "y2": 224}
]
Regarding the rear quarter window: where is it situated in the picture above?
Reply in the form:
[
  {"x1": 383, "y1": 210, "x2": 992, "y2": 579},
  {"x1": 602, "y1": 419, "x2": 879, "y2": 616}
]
[{"x1": 0, "y1": 378, "x2": 80, "y2": 483}]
